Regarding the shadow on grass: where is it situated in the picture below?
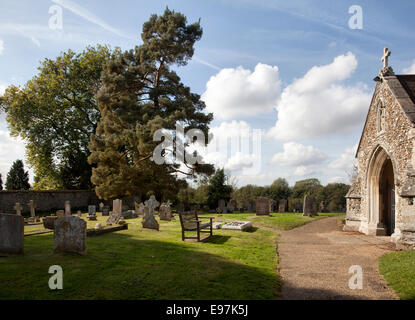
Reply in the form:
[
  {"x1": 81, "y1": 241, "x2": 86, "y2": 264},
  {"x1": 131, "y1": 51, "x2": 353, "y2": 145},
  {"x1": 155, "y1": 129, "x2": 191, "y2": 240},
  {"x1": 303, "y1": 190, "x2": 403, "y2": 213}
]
[{"x1": 0, "y1": 231, "x2": 280, "y2": 300}]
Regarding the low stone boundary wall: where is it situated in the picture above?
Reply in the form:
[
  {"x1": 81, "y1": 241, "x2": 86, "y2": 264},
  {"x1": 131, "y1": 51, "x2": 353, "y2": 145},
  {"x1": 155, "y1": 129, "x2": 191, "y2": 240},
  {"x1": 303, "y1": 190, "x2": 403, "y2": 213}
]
[{"x1": 0, "y1": 190, "x2": 101, "y2": 215}]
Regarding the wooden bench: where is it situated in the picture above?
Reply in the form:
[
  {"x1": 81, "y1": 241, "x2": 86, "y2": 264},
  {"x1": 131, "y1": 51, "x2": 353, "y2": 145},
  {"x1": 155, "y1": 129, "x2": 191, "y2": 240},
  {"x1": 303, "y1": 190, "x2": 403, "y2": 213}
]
[{"x1": 178, "y1": 211, "x2": 214, "y2": 242}]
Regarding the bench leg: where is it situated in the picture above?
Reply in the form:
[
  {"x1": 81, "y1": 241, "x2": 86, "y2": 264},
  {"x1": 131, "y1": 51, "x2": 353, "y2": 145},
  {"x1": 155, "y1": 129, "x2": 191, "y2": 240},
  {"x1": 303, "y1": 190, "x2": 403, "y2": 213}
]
[
  {"x1": 182, "y1": 229, "x2": 185, "y2": 241},
  {"x1": 197, "y1": 228, "x2": 201, "y2": 242}
]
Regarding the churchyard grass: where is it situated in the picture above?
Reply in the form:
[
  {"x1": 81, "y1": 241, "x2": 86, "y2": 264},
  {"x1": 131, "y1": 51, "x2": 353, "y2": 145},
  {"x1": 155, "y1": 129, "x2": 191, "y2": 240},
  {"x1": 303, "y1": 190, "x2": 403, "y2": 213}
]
[
  {"x1": 0, "y1": 213, "x2": 280, "y2": 300},
  {"x1": 379, "y1": 250, "x2": 415, "y2": 300},
  {"x1": 200, "y1": 212, "x2": 344, "y2": 230}
]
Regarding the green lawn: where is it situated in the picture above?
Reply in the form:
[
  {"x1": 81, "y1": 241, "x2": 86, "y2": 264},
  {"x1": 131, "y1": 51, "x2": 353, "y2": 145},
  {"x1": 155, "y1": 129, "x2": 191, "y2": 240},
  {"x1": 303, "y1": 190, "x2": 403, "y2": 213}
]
[
  {"x1": 379, "y1": 250, "x2": 415, "y2": 300},
  {"x1": 0, "y1": 212, "x2": 341, "y2": 300}
]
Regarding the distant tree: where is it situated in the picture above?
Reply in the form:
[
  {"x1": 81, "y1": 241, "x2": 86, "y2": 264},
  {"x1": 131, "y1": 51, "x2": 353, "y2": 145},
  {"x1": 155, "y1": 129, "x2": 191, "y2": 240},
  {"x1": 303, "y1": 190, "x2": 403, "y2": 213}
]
[
  {"x1": 292, "y1": 178, "x2": 323, "y2": 199},
  {"x1": 266, "y1": 178, "x2": 292, "y2": 200},
  {"x1": 5, "y1": 160, "x2": 30, "y2": 190},
  {"x1": 207, "y1": 168, "x2": 233, "y2": 209},
  {"x1": 0, "y1": 173, "x2": 3, "y2": 190}
]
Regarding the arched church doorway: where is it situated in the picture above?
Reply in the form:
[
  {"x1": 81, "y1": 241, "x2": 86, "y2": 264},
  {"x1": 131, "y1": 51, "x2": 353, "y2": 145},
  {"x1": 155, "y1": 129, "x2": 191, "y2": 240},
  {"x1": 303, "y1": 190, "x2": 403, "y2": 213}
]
[{"x1": 367, "y1": 147, "x2": 396, "y2": 236}]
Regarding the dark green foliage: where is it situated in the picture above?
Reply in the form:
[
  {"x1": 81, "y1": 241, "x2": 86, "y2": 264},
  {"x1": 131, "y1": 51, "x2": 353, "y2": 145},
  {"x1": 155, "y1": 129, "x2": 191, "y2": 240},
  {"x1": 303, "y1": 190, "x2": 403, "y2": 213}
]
[
  {"x1": 5, "y1": 160, "x2": 30, "y2": 190},
  {"x1": 89, "y1": 8, "x2": 213, "y2": 200},
  {"x1": 1, "y1": 45, "x2": 114, "y2": 189},
  {"x1": 207, "y1": 169, "x2": 233, "y2": 208},
  {"x1": 0, "y1": 173, "x2": 3, "y2": 190}
]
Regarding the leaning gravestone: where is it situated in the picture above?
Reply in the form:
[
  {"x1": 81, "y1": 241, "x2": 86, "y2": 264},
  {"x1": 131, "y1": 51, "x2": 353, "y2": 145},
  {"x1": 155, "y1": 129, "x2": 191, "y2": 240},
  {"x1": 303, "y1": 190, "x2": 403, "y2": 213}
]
[
  {"x1": 53, "y1": 216, "x2": 87, "y2": 255},
  {"x1": 0, "y1": 213, "x2": 24, "y2": 255},
  {"x1": 256, "y1": 197, "x2": 270, "y2": 216},
  {"x1": 113, "y1": 199, "x2": 122, "y2": 215},
  {"x1": 303, "y1": 195, "x2": 318, "y2": 217},
  {"x1": 142, "y1": 195, "x2": 159, "y2": 230}
]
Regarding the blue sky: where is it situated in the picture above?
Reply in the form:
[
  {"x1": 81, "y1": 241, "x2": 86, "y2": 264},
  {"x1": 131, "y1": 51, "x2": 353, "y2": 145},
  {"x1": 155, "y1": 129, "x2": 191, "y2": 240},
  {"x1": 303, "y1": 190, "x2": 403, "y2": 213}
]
[{"x1": 1, "y1": 0, "x2": 415, "y2": 187}]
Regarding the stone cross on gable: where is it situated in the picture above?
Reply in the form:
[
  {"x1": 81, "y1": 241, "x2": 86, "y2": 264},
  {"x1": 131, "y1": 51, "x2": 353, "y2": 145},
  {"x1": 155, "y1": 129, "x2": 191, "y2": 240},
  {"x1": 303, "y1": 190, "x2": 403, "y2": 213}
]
[
  {"x1": 27, "y1": 200, "x2": 36, "y2": 218},
  {"x1": 145, "y1": 195, "x2": 160, "y2": 215},
  {"x1": 381, "y1": 47, "x2": 391, "y2": 68},
  {"x1": 14, "y1": 202, "x2": 23, "y2": 215}
]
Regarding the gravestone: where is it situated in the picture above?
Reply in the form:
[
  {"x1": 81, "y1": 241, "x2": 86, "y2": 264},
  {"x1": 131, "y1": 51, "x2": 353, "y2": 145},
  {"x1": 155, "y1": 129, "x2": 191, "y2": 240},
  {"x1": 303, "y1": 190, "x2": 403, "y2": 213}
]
[
  {"x1": 278, "y1": 199, "x2": 288, "y2": 213},
  {"x1": 319, "y1": 201, "x2": 329, "y2": 213},
  {"x1": 113, "y1": 199, "x2": 122, "y2": 215},
  {"x1": 159, "y1": 201, "x2": 173, "y2": 221},
  {"x1": 77, "y1": 210, "x2": 82, "y2": 217},
  {"x1": 142, "y1": 195, "x2": 159, "y2": 230},
  {"x1": 250, "y1": 200, "x2": 256, "y2": 212},
  {"x1": 13, "y1": 202, "x2": 23, "y2": 216},
  {"x1": 121, "y1": 210, "x2": 138, "y2": 220},
  {"x1": 0, "y1": 213, "x2": 24, "y2": 255},
  {"x1": 256, "y1": 197, "x2": 270, "y2": 216},
  {"x1": 218, "y1": 199, "x2": 226, "y2": 213},
  {"x1": 221, "y1": 221, "x2": 253, "y2": 231},
  {"x1": 64, "y1": 201, "x2": 71, "y2": 216},
  {"x1": 28, "y1": 200, "x2": 37, "y2": 218},
  {"x1": 136, "y1": 203, "x2": 145, "y2": 216},
  {"x1": 87, "y1": 205, "x2": 97, "y2": 221},
  {"x1": 227, "y1": 200, "x2": 237, "y2": 212},
  {"x1": 88, "y1": 205, "x2": 96, "y2": 216},
  {"x1": 43, "y1": 216, "x2": 57, "y2": 230},
  {"x1": 56, "y1": 210, "x2": 64, "y2": 218},
  {"x1": 99, "y1": 202, "x2": 104, "y2": 212},
  {"x1": 102, "y1": 206, "x2": 110, "y2": 216},
  {"x1": 303, "y1": 195, "x2": 318, "y2": 217},
  {"x1": 53, "y1": 216, "x2": 87, "y2": 255}
]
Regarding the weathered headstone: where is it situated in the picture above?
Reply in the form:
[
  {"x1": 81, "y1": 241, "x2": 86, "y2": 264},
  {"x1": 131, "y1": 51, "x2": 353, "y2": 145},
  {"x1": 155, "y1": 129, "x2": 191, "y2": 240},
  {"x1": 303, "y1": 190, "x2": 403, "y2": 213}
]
[
  {"x1": 278, "y1": 199, "x2": 288, "y2": 213},
  {"x1": 136, "y1": 203, "x2": 145, "y2": 216},
  {"x1": 27, "y1": 200, "x2": 37, "y2": 218},
  {"x1": 77, "y1": 210, "x2": 82, "y2": 217},
  {"x1": 256, "y1": 197, "x2": 270, "y2": 216},
  {"x1": 250, "y1": 200, "x2": 256, "y2": 212},
  {"x1": 113, "y1": 199, "x2": 122, "y2": 215},
  {"x1": 218, "y1": 199, "x2": 226, "y2": 213},
  {"x1": 303, "y1": 195, "x2": 318, "y2": 217},
  {"x1": 87, "y1": 205, "x2": 97, "y2": 221},
  {"x1": 142, "y1": 195, "x2": 159, "y2": 230},
  {"x1": 56, "y1": 210, "x2": 64, "y2": 218},
  {"x1": 159, "y1": 201, "x2": 173, "y2": 221},
  {"x1": 0, "y1": 213, "x2": 24, "y2": 255},
  {"x1": 88, "y1": 205, "x2": 96, "y2": 216},
  {"x1": 64, "y1": 201, "x2": 71, "y2": 216},
  {"x1": 99, "y1": 202, "x2": 104, "y2": 212},
  {"x1": 53, "y1": 216, "x2": 87, "y2": 255},
  {"x1": 319, "y1": 201, "x2": 329, "y2": 213},
  {"x1": 13, "y1": 203, "x2": 23, "y2": 216},
  {"x1": 43, "y1": 216, "x2": 57, "y2": 230},
  {"x1": 102, "y1": 206, "x2": 110, "y2": 216}
]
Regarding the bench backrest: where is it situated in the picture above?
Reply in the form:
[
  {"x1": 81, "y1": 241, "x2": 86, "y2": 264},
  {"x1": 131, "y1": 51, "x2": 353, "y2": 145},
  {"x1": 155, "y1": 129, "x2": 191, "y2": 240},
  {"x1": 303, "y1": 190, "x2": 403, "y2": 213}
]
[{"x1": 179, "y1": 211, "x2": 198, "y2": 230}]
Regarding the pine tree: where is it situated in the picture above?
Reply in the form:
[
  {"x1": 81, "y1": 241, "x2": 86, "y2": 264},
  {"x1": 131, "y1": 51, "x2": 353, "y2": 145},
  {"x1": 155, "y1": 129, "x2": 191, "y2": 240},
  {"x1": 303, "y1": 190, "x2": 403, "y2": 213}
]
[
  {"x1": 207, "y1": 169, "x2": 233, "y2": 209},
  {"x1": 5, "y1": 160, "x2": 30, "y2": 190},
  {"x1": 89, "y1": 8, "x2": 214, "y2": 200},
  {"x1": 0, "y1": 173, "x2": 3, "y2": 190}
]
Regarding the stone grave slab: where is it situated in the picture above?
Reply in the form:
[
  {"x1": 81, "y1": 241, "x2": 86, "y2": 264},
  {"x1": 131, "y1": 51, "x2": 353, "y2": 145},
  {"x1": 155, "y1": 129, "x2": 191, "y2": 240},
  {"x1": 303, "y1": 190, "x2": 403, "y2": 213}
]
[{"x1": 221, "y1": 221, "x2": 253, "y2": 231}]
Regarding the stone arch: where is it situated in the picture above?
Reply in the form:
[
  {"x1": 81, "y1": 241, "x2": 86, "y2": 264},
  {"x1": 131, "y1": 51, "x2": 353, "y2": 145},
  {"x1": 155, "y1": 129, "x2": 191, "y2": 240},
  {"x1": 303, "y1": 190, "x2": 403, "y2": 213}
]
[{"x1": 366, "y1": 145, "x2": 397, "y2": 235}]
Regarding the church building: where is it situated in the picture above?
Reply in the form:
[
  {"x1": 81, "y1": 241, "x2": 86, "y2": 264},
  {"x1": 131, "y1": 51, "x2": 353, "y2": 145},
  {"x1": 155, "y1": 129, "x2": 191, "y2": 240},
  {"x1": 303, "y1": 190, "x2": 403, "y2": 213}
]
[{"x1": 345, "y1": 48, "x2": 415, "y2": 248}]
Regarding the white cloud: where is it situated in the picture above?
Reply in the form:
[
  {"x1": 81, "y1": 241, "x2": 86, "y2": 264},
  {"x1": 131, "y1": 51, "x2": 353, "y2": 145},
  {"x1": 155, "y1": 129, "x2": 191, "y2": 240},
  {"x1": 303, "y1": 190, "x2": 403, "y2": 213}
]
[
  {"x1": 0, "y1": 129, "x2": 32, "y2": 183},
  {"x1": 0, "y1": 39, "x2": 4, "y2": 55},
  {"x1": 327, "y1": 176, "x2": 347, "y2": 184},
  {"x1": 328, "y1": 144, "x2": 358, "y2": 171},
  {"x1": 403, "y1": 59, "x2": 415, "y2": 74},
  {"x1": 294, "y1": 166, "x2": 317, "y2": 177},
  {"x1": 268, "y1": 52, "x2": 371, "y2": 141},
  {"x1": 271, "y1": 142, "x2": 327, "y2": 167},
  {"x1": 202, "y1": 63, "x2": 281, "y2": 119}
]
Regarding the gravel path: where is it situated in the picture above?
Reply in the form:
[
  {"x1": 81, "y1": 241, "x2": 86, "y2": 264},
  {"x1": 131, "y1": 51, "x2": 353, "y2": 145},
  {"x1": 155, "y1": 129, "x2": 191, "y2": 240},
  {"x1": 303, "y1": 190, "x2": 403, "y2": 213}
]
[{"x1": 278, "y1": 216, "x2": 398, "y2": 300}]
